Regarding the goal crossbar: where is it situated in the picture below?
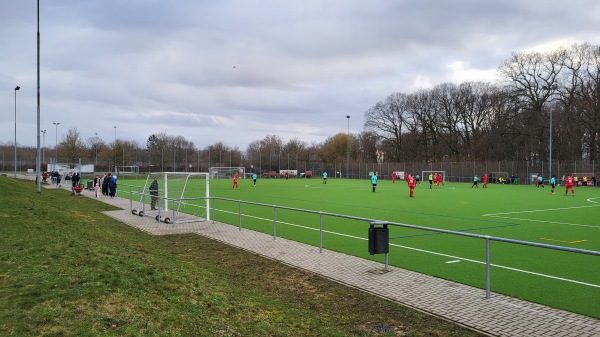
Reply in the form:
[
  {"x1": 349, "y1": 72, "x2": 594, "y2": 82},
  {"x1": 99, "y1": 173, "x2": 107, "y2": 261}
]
[{"x1": 422, "y1": 171, "x2": 446, "y2": 183}]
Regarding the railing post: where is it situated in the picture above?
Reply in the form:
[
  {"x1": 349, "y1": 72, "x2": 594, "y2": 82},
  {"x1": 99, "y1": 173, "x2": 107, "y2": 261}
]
[
  {"x1": 486, "y1": 236, "x2": 491, "y2": 299},
  {"x1": 171, "y1": 199, "x2": 176, "y2": 225},
  {"x1": 273, "y1": 206, "x2": 277, "y2": 239},
  {"x1": 211, "y1": 197, "x2": 215, "y2": 223},
  {"x1": 319, "y1": 212, "x2": 323, "y2": 253},
  {"x1": 238, "y1": 201, "x2": 242, "y2": 231}
]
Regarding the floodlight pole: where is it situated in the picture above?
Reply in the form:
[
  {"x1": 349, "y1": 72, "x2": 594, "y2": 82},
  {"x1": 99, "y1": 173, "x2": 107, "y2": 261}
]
[
  {"x1": 346, "y1": 115, "x2": 350, "y2": 179},
  {"x1": 114, "y1": 125, "x2": 117, "y2": 172},
  {"x1": 14, "y1": 86, "x2": 20, "y2": 178},
  {"x1": 543, "y1": 84, "x2": 557, "y2": 179},
  {"x1": 94, "y1": 132, "x2": 98, "y2": 166},
  {"x1": 549, "y1": 106, "x2": 553, "y2": 179},
  {"x1": 41, "y1": 130, "x2": 46, "y2": 164},
  {"x1": 36, "y1": 0, "x2": 42, "y2": 192},
  {"x1": 53, "y1": 122, "x2": 60, "y2": 171}
]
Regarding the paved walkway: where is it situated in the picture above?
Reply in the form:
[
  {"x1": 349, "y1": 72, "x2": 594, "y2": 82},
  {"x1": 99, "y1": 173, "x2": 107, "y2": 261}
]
[{"x1": 37, "y1": 178, "x2": 600, "y2": 337}]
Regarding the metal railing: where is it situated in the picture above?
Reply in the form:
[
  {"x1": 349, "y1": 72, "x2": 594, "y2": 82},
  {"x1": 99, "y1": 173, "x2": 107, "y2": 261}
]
[
  {"x1": 206, "y1": 196, "x2": 600, "y2": 299},
  {"x1": 121, "y1": 189, "x2": 599, "y2": 300}
]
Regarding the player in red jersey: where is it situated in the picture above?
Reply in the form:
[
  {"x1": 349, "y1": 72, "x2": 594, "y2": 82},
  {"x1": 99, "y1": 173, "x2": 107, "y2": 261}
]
[
  {"x1": 565, "y1": 175, "x2": 574, "y2": 196},
  {"x1": 483, "y1": 174, "x2": 488, "y2": 188},
  {"x1": 392, "y1": 171, "x2": 397, "y2": 183},
  {"x1": 232, "y1": 172, "x2": 239, "y2": 189},
  {"x1": 407, "y1": 173, "x2": 417, "y2": 197}
]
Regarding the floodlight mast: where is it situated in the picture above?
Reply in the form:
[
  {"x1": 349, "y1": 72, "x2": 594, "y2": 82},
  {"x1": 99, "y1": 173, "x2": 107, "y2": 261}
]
[
  {"x1": 543, "y1": 84, "x2": 558, "y2": 179},
  {"x1": 14, "y1": 86, "x2": 20, "y2": 178}
]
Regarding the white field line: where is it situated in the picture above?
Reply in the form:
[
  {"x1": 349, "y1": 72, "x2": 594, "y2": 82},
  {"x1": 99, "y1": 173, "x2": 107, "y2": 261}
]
[
  {"x1": 483, "y1": 216, "x2": 599, "y2": 228},
  {"x1": 215, "y1": 208, "x2": 600, "y2": 289},
  {"x1": 482, "y1": 198, "x2": 600, "y2": 229},
  {"x1": 483, "y1": 204, "x2": 600, "y2": 216}
]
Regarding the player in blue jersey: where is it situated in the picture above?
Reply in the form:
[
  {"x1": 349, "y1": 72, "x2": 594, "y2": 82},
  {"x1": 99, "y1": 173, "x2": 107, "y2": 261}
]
[{"x1": 371, "y1": 172, "x2": 378, "y2": 192}]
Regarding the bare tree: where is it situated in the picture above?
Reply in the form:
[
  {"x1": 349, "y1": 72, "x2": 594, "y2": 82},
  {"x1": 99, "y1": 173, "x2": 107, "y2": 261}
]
[
  {"x1": 60, "y1": 128, "x2": 87, "y2": 164},
  {"x1": 364, "y1": 93, "x2": 410, "y2": 161}
]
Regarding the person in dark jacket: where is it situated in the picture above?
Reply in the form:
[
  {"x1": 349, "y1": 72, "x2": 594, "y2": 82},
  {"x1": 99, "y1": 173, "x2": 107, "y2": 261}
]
[
  {"x1": 149, "y1": 179, "x2": 159, "y2": 210},
  {"x1": 109, "y1": 174, "x2": 117, "y2": 198},
  {"x1": 71, "y1": 172, "x2": 80, "y2": 194},
  {"x1": 102, "y1": 173, "x2": 111, "y2": 196}
]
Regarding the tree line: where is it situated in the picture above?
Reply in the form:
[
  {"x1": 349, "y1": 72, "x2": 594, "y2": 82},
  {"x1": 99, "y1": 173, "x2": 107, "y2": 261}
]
[
  {"x1": 2, "y1": 43, "x2": 598, "y2": 173},
  {"x1": 364, "y1": 43, "x2": 600, "y2": 163}
]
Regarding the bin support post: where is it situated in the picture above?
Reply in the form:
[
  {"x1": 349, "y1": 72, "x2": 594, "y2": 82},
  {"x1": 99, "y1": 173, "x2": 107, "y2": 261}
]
[{"x1": 385, "y1": 253, "x2": 389, "y2": 272}]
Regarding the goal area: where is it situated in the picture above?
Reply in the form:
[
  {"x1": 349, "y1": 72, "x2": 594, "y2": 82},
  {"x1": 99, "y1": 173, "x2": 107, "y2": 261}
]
[
  {"x1": 422, "y1": 171, "x2": 446, "y2": 183},
  {"x1": 131, "y1": 172, "x2": 210, "y2": 224},
  {"x1": 116, "y1": 166, "x2": 140, "y2": 175},
  {"x1": 572, "y1": 172, "x2": 594, "y2": 186},
  {"x1": 209, "y1": 167, "x2": 245, "y2": 179},
  {"x1": 490, "y1": 172, "x2": 509, "y2": 184}
]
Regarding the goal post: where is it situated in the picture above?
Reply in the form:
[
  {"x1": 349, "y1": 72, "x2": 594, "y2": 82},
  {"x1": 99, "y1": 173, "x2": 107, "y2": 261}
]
[
  {"x1": 116, "y1": 165, "x2": 140, "y2": 175},
  {"x1": 490, "y1": 172, "x2": 509, "y2": 184},
  {"x1": 209, "y1": 167, "x2": 245, "y2": 179},
  {"x1": 571, "y1": 173, "x2": 594, "y2": 186},
  {"x1": 132, "y1": 172, "x2": 210, "y2": 224},
  {"x1": 422, "y1": 171, "x2": 446, "y2": 184}
]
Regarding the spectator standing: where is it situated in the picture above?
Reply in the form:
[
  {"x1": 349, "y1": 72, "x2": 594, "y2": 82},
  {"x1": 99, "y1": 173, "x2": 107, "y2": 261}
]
[{"x1": 109, "y1": 174, "x2": 117, "y2": 198}]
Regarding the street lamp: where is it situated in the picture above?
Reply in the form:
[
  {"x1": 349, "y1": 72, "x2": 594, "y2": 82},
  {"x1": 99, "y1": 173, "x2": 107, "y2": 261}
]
[
  {"x1": 14, "y1": 86, "x2": 20, "y2": 178},
  {"x1": 114, "y1": 126, "x2": 117, "y2": 171},
  {"x1": 41, "y1": 129, "x2": 46, "y2": 164},
  {"x1": 94, "y1": 133, "x2": 98, "y2": 167},
  {"x1": 543, "y1": 85, "x2": 557, "y2": 179},
  {"x1": 346, "y1": 115, "x2": 350, "y2": 179},
  {"x1": 53, "y1": 122, "x2": 60, "y2": 171}
]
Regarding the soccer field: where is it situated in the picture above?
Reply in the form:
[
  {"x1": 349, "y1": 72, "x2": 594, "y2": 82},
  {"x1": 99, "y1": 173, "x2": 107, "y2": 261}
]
[{"x1": 121, "y1": 176, "x2": 600, "y2": 317}]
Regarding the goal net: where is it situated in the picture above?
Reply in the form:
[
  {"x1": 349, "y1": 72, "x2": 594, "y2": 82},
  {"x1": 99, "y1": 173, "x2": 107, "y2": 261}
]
[
  {"x1": 116, "y1": 166, "x2": 140, "y2": 175},
  {"x1": 571, "y1": 173, "x2": 594, "y2": 186},
  {"x1": 209, "y1": 167, "x2": 245, "y2": 179},
  {"x1": 422, "y1": 171, "x2": 446, "y2": 184},
  {"x1": 132, "y1": 172, "x2": 210, "y2": 224},
  {"x1": 490, "y1": 172, "x2": 509, "y2": 184}
]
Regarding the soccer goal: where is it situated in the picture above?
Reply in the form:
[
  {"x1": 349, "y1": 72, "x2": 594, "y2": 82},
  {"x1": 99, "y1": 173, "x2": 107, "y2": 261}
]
[
  {"x1": 572, "y1": 173, "x2": 594, "y2": 186},
  {"x1": 131, "y1": 172, "x2": 210, "y2": 224},
  {"x1": 209, "y1": 167, "x2": 245, "y2": 179},
  {"x1": 490, "y1": 172, "x2": 509, "y2": 184},
  {"x1": 422, "y1": 171, "x2": 446, "y2": 184},
  {"x1": 116, "y1": 166, "x2": 140, "y2": 175}
]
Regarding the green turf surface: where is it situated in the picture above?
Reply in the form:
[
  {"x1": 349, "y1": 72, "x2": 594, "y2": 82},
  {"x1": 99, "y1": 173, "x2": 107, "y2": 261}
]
[{"x1": 120, "y1": 176, "x2": 600, "y2": 318}]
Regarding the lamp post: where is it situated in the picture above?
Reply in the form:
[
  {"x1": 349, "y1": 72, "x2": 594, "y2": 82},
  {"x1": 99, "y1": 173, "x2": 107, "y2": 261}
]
[
  {"x1": 543, "y1": 85, "x2": 557, "y2": 179},
  {"x1": 41, "y1": 129, "x2": 46, "y2": 164},
  {"x1": 94, "y1": 132, "x2": 98, "y2": 167},
  {"x1": 549, "y1": 106, "x2": 553, "y2": 179},
  {"x1": 14, "y1": 86, "x2": 20, "y2": 178},
  {"x1": 346, "y1": 115, "x2": 350, "y2": 179},
  {"x1": 114, "y1": 126, "x2": 117, "y2": 172},
  {"x1": 53, "y1": 122, "x2": 60, "y2": 171}
]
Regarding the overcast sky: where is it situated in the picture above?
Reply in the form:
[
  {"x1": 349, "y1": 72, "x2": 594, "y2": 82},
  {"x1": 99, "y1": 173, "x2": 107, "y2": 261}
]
[{"x1": 2, "y1": 0, "x2": 599, "y2": 151}]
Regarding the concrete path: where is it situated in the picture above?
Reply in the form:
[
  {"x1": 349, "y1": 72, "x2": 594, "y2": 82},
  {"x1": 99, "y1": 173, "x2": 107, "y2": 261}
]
[{"x1": 36, "y1": 178, "x2": 600, "y2": 337}]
